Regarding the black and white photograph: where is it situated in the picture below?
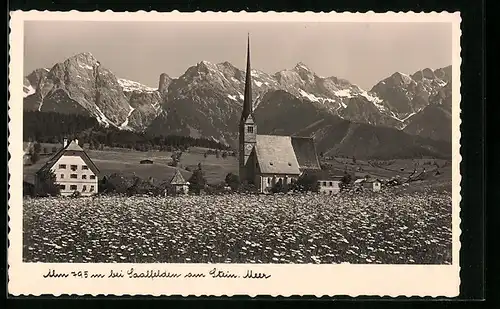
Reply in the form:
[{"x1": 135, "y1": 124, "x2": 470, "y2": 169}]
[{"x1": 9, "y1": 11, "x2": 462, "y2": 297}]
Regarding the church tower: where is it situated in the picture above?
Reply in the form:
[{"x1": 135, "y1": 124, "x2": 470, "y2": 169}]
[{"x1": 239, "y1": 34, "x2": 257, "y2": 182}]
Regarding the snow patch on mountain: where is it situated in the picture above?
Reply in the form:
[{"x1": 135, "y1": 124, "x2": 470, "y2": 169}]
[
  {"x1": 94, "y1": 105, "x2": 112, "y2": 127},
  {"x1": 298, "y1": 89, "x2": 321, "y2": 102},
  {"x1": 118, "y1": 78, "x2": 157, "y2": 93},
  {"x1": 120, "y1": 106, "x2": 136, "y2": 130},
  {"x1": 334, "y1": 89, "x2": 353, "y2": 98},
  {"x1": 24, "y1": 85, "x2": 35, "y2": 98},
  {"x1": 436, "y1": 79, "x2": 447, "y2": 87},
  {"x1": 254, "y1": 81, "x2": 263, "y2": 87},
  {"x1": 227, "y1": 94, "x2": 238, "y2": 101},
  {"x1": 78, "y1": 63, "x2": 94, "y2": 70},
  {"x1": 360, "y1": 91, "x2": 386, "y2": 112}
]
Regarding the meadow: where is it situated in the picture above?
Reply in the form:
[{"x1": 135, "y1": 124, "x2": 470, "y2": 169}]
[
  {"x1": 23, "y1": 188, "x2": 452, "y2": 264},
  {"x1": 23, "y1": 145, "x2": 239, "y2": 184},
  {"x1": 23, "y1": 143, "x2": 451, "y2": 191}
]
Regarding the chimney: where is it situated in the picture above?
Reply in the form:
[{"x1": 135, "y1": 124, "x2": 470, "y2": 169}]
[{"x1": 63, "y1": 138, "x2": 68, "y2": 147}]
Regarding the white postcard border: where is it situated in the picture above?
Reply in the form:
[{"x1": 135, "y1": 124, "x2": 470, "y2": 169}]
[{"x1": 8, "y1": 10, "x2": 462, "y2": 297}]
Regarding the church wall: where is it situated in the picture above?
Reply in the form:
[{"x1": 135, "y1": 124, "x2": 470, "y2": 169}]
[{"x1": 259, "y1": 173, "x2": 299, "y2": 193}]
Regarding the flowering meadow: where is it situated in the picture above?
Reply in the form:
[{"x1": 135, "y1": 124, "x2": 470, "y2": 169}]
[{"x1": 23, "y1": 190, "x2": 452, "y2": 264}]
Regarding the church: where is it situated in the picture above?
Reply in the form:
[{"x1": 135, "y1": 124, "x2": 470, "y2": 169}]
[{"x1": 239, "y1": 36, "x2": 322, "y2": 193}]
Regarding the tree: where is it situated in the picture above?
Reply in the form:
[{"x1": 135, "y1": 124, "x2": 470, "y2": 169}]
[
  {"x1": 271, "y1": 178, "x2": 286, "y2": 193},
  {"x1": 204, "y1": 152, "x2": 208, "y2": 158},
  {"x1": 188, "y1": 168, "x2": 206, "y2": 194},
  {"x1": 30, "y1": 152, "x2": 40, "y2": 164},
  {"x1": 225, "y1": 172, "x2": 240, "y2": 190},
  {"x1": 33, "y1": 142, "x2": 42, "y2": 154},
  {"x1": 51, "y1": 146, "x2": 57, "y2": 153},
  {"x1": 352, "y1": 156, "x2": 356, "y2": 164},
  {"x1": 222, "y1": 151, "x2": 228, "y2": 159},
  {"x1": 215, "y1": 150, "x2": 220, "y2": 159},
  {"x1": 291, "y1": 172, "x2": 319, "y2": 192},
  {"x1": 340, "y1": 171, "x2": 353, "y2": 191},
  {"x1": 100, "y1": 173, "x2": 133, "y2": 194},
  {"x1": 43, "y1": 147, "x2": 49, "y2": 154},
  {"x1": 35, "y1": 170, "x2": 60, "y2": 197}
]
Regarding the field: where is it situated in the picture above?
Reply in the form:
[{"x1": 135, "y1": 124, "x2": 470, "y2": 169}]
[
  {"x1": 23, "y1": 145, "x2": 238, "y2": 184},
  {"x1": 23, "y1": 143, "x2": 452, "y2": 192},
  {"x1": 23, "y1": 189, "x2": 452, "y2": 264}
]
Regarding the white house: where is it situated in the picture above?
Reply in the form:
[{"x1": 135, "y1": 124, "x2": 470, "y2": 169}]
[{"x1": 35, "y1": 139, "x2": 100, "y2": 196}]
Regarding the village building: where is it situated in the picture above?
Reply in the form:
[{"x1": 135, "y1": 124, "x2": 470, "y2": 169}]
[
  {"x1": 354, "y1": 177, "x2": 382, "y2": 192},
  {"x1": 169, "y1": 169, "x2": 189, "y2": 195},
  {"x1": 315, "y1": 171, "x2": 343, "y2": 195},
  {"x1": 140, "y1": 159, "x2": 154, "y2": 164},
  {"x1": 238, "y1": 35, "x2": 322, "y2": 193},
  {"x1": 363, "y1": 179, "x2": 381, "y2": 192},
  {"x1": 35, "y1": 139, "x2": 99, "y2": 196}
]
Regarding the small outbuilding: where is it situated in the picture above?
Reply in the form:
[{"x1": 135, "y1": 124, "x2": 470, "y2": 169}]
[
  {"x1": 169, "y1": 169, "x2": 189, "y2": 194},
  {"x1": 353, "y1": 176, "x2": 382, "y2": 192},
  {"x1": 140, "y1": 159, "x2": 154, "y2": 165}
]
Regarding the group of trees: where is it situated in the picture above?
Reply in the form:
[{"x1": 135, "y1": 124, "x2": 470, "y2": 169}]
[
  {"x1": 204, "y1": 149, "x2": 235, "y2": 159},
  {"x1": 24, "y1": 111, "x2": 231, "y2": 152},
  {"x1": 25, "y1": 141, "x2": 44, "y2": 165},
  {"x1": 32, "y1": 170, "x2": 60, "y2": 197}
]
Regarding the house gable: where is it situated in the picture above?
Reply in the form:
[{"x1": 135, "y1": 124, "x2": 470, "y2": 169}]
[
  {"x1": 37, "y1": 140, "x2": 99, "y2": 176},
  {"x1": 170, "y1": 169, "x2": 188, "y2": 185}
]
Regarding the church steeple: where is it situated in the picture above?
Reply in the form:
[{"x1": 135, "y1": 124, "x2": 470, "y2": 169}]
[
  {"x1": 242, "y1": 33, "x2": 253, "y2": 120},
  {"x1": 239, "y1": 34, "x2": 257, "y2": 183}
]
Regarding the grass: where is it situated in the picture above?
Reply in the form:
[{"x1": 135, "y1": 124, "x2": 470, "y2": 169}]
[
  {"x1": 23, "y1": 143, "x2": 451, "y2": 190},
  {"x1": 23, "y1": 145, "x2": 238, "y2": 185}
]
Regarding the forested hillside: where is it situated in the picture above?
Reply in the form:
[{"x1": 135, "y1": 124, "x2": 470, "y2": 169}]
[{"x1": 23, "y1": 111, "x2": 231, "y2": 151}]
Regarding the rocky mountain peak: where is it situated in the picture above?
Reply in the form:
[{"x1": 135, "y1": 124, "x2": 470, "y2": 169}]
[
  {"x1": 411, "y1": 68, "x2": 437, "y2": 81},
  {"x1": 389, "y1": 72, "x2": 414, "y2": 85},
  {"x1": 74, "y1": 51, "x2": 98, "y2": 62},
  {"x1": 433, "y1": 65, "x2": 452, "y2": 82},
  {"x1": 158, "y1": 73, "x2": 171, "y2": 94},
  {"x1": 26, "y1": 68, "x2": 50, "y2": 87},
  {"x1": 293, "y1": 62, "x2": 312, "y2": 72},
  {"x1": 196, "y1": 60, "x2": 217, "y2": 73}
]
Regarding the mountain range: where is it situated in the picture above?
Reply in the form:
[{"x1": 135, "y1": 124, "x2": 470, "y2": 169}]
[{"x1": 23, "y1": 52, "x2": 452, "y2": 158}]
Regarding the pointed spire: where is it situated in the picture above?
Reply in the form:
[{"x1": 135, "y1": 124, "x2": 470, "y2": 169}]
[{"x1": 242, "y1": 33, "x2": 253, "y2": 120}]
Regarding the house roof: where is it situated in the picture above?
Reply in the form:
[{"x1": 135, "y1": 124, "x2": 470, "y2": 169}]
[
  {"x1": 255, "y1": 135, "x2": 301, "y2": 175},
  {"x1": 291, "y1": 136, "x2": 321, "y2": 170},
  {"x1": 37, "y1": 140, "x2": 100, "y2": 175},
  {"x1": 170, "y1": 169, "x2": 188, "y2": 185}
]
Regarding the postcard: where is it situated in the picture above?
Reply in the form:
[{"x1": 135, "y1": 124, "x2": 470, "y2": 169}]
[{"x1": 8, "y1": 10, "x2": 461, "y2": 297}]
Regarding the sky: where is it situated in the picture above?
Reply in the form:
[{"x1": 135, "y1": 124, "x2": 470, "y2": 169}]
[{"x1": 24, "y1": 21, "x2": 452, "y2": 90}]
